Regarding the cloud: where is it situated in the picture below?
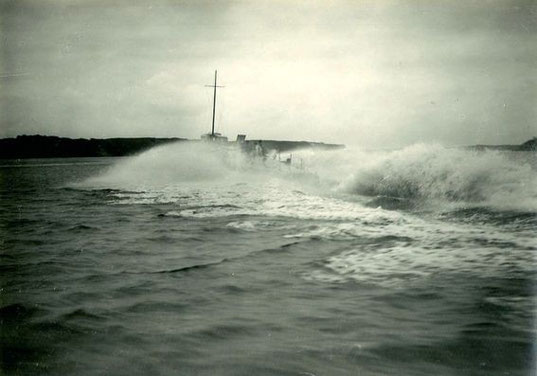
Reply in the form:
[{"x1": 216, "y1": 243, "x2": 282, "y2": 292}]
[{"x1": 1, "y1": 0, "x2": 535, "y2": 147}]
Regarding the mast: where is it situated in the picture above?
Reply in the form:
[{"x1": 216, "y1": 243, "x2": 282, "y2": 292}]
[
  {"x1": 205, "y1": 70, "x2": 224, "y2": 138},
  {"x1": 211, "y1": 70, "x2": 217, "y2": 136}
]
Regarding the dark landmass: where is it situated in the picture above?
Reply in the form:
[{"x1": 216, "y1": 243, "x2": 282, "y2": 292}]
[
  {"x1": 1, "y1": 135, "x2": 533, "y2": 159},
  {"x1": 0, "y1": 135, "x2": 187, "y2": 159},
  {"x1": 465, "y1": 137, "x2": 536, "y2": 151},
  {"x1": 0, "y1": 135, "x2": 344, "y2": 159}
]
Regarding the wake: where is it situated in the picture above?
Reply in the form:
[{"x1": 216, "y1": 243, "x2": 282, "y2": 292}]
[{"x1": 80, "y1": 141, "x2": 537, "y2": 212}]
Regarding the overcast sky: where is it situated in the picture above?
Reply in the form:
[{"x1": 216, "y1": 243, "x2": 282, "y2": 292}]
[{"x1": 1, "y1": 0, "x2": 535, "y2": 147}]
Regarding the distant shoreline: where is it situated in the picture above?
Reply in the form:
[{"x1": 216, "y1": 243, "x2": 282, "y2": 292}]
[
  {"x1": 0, "y1": 135, "x2": 534, "y2": 159},
  {"x1": 0, "y1": 135, "x2": 345, "y2": 159},
  {"x1": 463, "y1": 138, "x2": 536, "y2": 152}
]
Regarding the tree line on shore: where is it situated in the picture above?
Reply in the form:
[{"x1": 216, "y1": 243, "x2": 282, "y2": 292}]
[
  {"x1": 0, "y1": 135, "x2": 345, "y2": 159},
  {"x1": 0, "y1": 134, "x2": 534, "y2": 159}
]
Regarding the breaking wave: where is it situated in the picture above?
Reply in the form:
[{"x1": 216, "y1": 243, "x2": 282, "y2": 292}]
[
  {"x1": 299, "y1": 144, "x2": 537, "y2": 211},
  {"x1": 82, "y1": 142, "x2": 253, "y2": 189},
  {"x1": 82, "y1": 141, "x2": 537, "y2": 212}
]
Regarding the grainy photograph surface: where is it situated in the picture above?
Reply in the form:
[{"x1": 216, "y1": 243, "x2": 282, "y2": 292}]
[{"x1": 1, "y1": 0, "x2": 536, "y2": 375}]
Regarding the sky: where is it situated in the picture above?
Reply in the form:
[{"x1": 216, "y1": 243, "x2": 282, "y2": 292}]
[{"x1": 1, "y1": 0, "x2": 536, "y2": 147}]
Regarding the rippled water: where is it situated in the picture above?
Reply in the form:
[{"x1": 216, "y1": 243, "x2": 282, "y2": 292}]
[{"x1": 1, "y1": 144, "x2": 536, "y2": 375}]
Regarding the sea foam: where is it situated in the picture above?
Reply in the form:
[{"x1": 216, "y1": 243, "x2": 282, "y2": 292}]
[
  {"x1": 83, "y1": 141, "x2": 537, "y2": 212},
  {"x1": 298, "y1": 144, "x2": 537, "y2": 211}
]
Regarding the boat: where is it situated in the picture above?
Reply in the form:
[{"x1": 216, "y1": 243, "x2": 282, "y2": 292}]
[{"x1": 199, "y1": 71, "x2": 317, "y2": 181}]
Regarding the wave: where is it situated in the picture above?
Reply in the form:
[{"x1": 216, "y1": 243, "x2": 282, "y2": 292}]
[
  {"x1": 306, "y1": 144, "x2": 537, "y2": 212},
  {"x1": 80, "y1": 142, "x2": 253, "y2": 189},
  {"x1": 78, "y1": 141, "x2": 310, "y2": 192},
  {"x1": 80, "y1": 141, "x2": 536, "y2": 213}
]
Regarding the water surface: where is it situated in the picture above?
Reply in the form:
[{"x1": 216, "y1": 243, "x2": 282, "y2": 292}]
[{"x1": 1, "y1": 144, "x2": 536, "y2": 375}]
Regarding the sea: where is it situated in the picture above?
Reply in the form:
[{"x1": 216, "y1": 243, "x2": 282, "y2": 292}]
[{"x1": 1, "y1": 142, "x2": 536, "y2": 376}]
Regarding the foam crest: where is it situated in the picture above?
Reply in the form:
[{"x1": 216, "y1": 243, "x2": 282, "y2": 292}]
[
  {"x1": 80, "y1": 141, "x2": 536, "y2": 213},
  {"x1": 331, "y1": 144, "x2": 537, "y2": 211},
  {"x1": 304, "y1": 217, "x2": 536, "y2": 287},
  {"x1": 82, "y1": 142, "x2": 256, "y2": 189}
]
